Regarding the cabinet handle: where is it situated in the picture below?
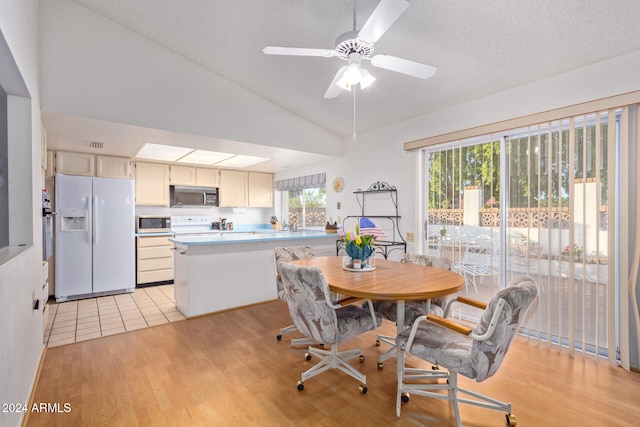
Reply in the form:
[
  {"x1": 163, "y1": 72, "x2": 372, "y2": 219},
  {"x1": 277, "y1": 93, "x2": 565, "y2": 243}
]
[{"x1": 171, "y1": 247, "x2": 186, "y2": 255}]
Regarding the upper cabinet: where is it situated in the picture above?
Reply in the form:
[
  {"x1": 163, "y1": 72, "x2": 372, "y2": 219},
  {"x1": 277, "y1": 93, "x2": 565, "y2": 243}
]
[
  {"x1": 170, "y1": 165, "x2": 197, "y2": 186},
  {"x1": 170, "y1": 165, "x2": 220, "y2": 187},
  {"x1": 196, "y1": 168, "x2": 220, "y2": 187},
  {"x1": 135, "y1": 162, "x2": 170, "y2": 206},
  {"x1": 248, "y1": 172, "x2": 273, "y2": 207},
  {"x1": 96, "y1": 155, "x2": 131, "y2": 178},
  {"x1": 219, "y1": 170, "x2": 248, "y2": 207},
  {"x1": 55, "y1": 151, "x2": 95, "y2": 176}
]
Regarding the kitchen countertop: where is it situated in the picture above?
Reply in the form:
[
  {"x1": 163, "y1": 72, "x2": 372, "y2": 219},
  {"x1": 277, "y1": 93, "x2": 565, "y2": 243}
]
[
  {"x1": 170, "y1": 229, "x2": 337, "y2": 245},
  {"x1": 135, "y1": 232, "x2": 175, "y2": 237}
]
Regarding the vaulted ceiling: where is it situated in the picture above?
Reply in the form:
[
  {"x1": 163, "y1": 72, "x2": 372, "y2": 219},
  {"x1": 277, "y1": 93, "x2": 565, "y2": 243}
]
[{"x1": 43, "y1": 0, "x2": 640, "y2": 171}]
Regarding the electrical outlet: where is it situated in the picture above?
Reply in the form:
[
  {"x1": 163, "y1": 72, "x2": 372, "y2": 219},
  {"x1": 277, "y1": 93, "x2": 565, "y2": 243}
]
[{"x1": 406, "y1": 232, "x2": 414, "y2": 242}]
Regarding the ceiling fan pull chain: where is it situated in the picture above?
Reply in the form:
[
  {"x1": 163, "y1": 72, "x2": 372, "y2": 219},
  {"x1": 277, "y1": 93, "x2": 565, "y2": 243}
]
[{"x1": 353, "y1": 87, "x2": 357, "y2": 142}]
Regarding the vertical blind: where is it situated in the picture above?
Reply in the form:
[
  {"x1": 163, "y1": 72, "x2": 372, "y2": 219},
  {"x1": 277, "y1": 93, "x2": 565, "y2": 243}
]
[{"x1": 421, "y1": 105, "x2": 638, "y2": 364}]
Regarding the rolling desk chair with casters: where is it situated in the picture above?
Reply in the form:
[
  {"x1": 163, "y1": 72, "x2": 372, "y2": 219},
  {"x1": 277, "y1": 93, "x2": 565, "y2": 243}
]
[
  {"x1": 395, "y1": 276, "x2": 538, "y2": 426},
  {"x1": 279, "y1": 262, "x2": 381, "y2": 394},
  {"x1": 274, "y1": 246, "x2": 317, "y2": 347}
]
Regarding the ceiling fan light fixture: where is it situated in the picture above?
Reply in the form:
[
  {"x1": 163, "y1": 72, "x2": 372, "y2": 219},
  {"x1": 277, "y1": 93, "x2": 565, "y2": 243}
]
[
  {"x1": 336, "y1": 75, "x2": 352, "y2": 91},
  {"x1": 344, "y1": 63, "x2": 361, "y2": 85},
  {"x1": 359, "y1": 68, "x2": 376, "y2": 90}
]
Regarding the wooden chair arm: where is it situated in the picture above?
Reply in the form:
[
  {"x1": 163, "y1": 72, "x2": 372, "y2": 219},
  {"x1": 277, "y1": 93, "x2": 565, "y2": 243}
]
[
  {"x1": 426, "y1": 314, "x2": 473, "y2": 336},
  {"x1": 443, "y1": 296, "x2": 488, "y2": 318},
  {"x1": 456, "y1": 296, "x2": 487, "y2": 310}
]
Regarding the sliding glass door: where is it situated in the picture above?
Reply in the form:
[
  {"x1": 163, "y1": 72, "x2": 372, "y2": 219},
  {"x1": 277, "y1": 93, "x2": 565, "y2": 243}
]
[{"x1": 423, "y1": 110, "x2": 618, "y2": 359}]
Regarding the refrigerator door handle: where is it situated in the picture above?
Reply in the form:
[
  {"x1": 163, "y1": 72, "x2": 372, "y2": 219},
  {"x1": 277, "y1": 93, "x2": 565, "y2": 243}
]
[
  {"x1": 87, "y1": 194, "x2": 93, "y2": 244},
  {"x1": 93, "y1": 195, "x2": 99, "y2": 244}
]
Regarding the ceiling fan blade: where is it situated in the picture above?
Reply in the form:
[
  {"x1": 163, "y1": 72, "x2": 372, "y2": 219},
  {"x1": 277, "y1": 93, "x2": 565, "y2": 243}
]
[
  {"x1": 357, "y1": 0, "x2": 410, "y2": 44},
  {"x1": 370, "y1": 54, "x2": 437, "y2": 79},
  {"x1": 262, "y1": 46, "x2": 336, "y2": 57},
  {"x1": 324, "y1": 66, "x2": 348, "y2": 99}
]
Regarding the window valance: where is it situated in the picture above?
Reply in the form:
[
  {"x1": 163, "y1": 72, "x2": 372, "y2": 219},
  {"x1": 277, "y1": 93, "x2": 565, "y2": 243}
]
[{"x1": 274, "y1": 173, "x2": 326, "y2": 191}]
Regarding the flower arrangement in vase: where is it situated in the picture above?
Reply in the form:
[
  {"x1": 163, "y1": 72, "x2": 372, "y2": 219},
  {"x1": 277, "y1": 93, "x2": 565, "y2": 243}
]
[{"x1": 338, "y1": 223, "x2": 376, "y2": 268}]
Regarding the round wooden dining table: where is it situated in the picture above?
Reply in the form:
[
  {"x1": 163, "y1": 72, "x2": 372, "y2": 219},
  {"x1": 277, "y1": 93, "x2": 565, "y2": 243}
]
[
  {"x1": 288, "y1": 256, "x2": 465, "y2": 414},
  {"x1": 289, "y1": 255, "x2": 464, "y2": 303}
]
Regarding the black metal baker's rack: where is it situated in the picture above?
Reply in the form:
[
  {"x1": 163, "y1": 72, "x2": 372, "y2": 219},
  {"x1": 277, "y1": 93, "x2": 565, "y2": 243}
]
[{"x1": 336, "y1": 181, "x2": 406, "y2": 259}]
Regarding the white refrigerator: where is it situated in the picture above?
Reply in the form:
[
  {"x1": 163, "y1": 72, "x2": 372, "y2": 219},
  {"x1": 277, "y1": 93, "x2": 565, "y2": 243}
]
[{"x1": 55, "y1": 174, "x2": 135, "y2": 301}]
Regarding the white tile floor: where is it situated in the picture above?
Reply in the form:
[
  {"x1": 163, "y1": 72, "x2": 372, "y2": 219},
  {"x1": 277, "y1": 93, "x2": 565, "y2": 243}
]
[{"x1": 44, "y1": 285, "x2": 185, "y2": 348}]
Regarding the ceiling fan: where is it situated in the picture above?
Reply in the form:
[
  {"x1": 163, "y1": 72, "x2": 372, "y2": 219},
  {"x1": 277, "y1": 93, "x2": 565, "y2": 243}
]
[{"x1": 262, "y1": 0, "x2": 437, "y2": 99}]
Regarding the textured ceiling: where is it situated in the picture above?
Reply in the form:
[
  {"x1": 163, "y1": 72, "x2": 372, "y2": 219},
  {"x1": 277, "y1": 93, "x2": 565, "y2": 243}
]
[
  {"x1": 70, "y1": 0, "x2": 640, "y2": 137},
  {"x1": 45, "y1": 0, "x2": 640, "y2": 171}
]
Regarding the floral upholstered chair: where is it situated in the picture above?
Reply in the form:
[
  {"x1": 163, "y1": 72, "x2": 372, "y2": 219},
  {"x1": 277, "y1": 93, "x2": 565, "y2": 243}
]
[
  {"x1": 372, "y1": 254, "x2": 454, "y2": 368},
  {"x1": 274, "y1": 246, "x2": 316, "y2": 346},
  {"x1": 278, "y1": 262, "x2": 381, "y2": 393},
  {"x1": 395, "y1": 276, "x2": 538, "y2": 426}
]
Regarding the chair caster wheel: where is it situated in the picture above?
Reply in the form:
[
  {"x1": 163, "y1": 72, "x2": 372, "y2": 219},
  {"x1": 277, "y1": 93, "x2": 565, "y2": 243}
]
[
  {"x1": 401, "y1": 392, "x2": 410, "y2": 403},
  {"x1": 276, "y1": 334, "x2": 282, "y2": 341},
  {"x1": 297, "y1": 381, "x2": 304, "y2": 391},
  {"x1": 377, "y1": 362, "x2": 384, "y2": 369},
  {"x1": 304, "y1": 352, "x2": 312, "y2": 361},
  {"x1": 506, "y1": 413, "x2": 517, "y2": 426},
  {"x1": 359, "y1": 355, "x2": 365, "y2": 363},
  {"x1": 375, "y1": 339, "x2": 381, "y2": 347},
  {"x1": 359, "y1": 384, "x2": 368, "y2": 394}
]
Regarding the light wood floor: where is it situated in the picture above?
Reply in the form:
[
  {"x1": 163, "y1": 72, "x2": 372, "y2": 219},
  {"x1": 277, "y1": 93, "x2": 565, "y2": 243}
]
[{"x1": 26, "y1": 300, "x2": 640, "y2": 426}]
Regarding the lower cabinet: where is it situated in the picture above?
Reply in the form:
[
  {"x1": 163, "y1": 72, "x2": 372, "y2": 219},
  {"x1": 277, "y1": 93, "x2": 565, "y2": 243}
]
[{"x1": 136, "y1": 236, "x2": 174, "y2": 285}]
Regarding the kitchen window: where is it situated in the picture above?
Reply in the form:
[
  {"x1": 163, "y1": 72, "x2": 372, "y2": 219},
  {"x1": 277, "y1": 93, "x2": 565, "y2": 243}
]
[{"x1": 275, "y1": 173, "x2": 326, "y2": 229}]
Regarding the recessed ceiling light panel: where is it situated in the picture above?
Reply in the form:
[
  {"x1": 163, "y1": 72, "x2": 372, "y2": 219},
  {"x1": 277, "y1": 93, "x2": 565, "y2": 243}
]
[
  {"x1": 177, "y1": 150, "x2": 234, "y2": 165},
  {"x1": 136, "y1": 143, "x2": 192, "y2": 162},
  {"x1": 215, "y1": 155, "x2": 270, "y2": 168}
]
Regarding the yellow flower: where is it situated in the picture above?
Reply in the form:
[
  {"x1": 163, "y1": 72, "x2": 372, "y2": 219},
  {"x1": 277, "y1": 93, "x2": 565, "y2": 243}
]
[{"x1": 355, "y1": 236, "x2": 361, "y2": 245}]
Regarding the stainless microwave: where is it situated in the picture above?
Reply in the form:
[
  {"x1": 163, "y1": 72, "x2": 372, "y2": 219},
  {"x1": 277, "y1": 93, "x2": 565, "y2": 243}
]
[
  {"x1": 170, "y1": 185, "x2": 219, "y2": 208},
  {"x1": 136, "y1": 215, "x2": 171, "y2": 233}
]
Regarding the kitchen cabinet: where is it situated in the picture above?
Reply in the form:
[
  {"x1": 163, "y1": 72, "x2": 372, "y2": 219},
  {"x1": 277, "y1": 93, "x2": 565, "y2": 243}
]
[
  {"x1": 96, "y1": 155, "x2": 131, "y2": 178},
  {"x1": 248, "y1": 172, "x2": 273, "y2": 207},
  {"x1": 137, "y1": 235, "x2": 174, "y2": 285},
  {"x1": 170, "y1": 165, "x2": 197, "y2": 185},
  {"x1": 219, "y1": 170, "x2": 248, "y2": 207},
  {"x1": 196, "y1": 168, "x2": 220, "y2": 187},
  {"x1": 134, "y1": 162, "x2": 170, "y2": 206},
  {"x1": 55, "y1": 151, "x2": 95, "y2": 176}
]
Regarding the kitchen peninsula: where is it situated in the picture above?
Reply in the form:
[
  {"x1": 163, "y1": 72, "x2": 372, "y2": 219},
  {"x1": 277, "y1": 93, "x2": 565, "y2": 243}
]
[{"x1": 170, "y1": 230, "x2": 337, "y2": 317}]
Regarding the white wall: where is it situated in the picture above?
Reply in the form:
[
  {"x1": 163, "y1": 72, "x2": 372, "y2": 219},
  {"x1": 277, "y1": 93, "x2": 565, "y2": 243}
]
[
  {"x1": 39, "y1": 0, "x2": 343, "y2": 158},
  {"x1": 0, "y1": 0, "x2": 45, "y2": 426}
]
